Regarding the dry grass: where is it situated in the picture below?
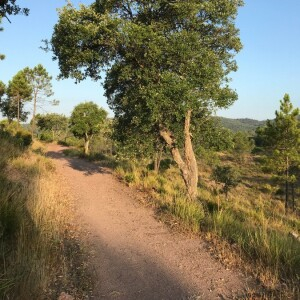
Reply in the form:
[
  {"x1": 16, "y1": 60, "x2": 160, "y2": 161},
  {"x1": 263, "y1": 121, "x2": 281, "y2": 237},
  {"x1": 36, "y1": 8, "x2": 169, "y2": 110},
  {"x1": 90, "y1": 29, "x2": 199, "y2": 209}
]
[{"x1": 0, "y1": 139, "x2": 91, "y2": 299}]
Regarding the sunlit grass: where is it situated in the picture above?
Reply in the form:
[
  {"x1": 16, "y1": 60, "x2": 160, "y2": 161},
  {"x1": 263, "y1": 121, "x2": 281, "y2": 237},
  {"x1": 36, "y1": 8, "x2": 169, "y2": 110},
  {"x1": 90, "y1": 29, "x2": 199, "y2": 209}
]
[{"x1": 0, "y1": 136, "x2": 89, "y2": 299}]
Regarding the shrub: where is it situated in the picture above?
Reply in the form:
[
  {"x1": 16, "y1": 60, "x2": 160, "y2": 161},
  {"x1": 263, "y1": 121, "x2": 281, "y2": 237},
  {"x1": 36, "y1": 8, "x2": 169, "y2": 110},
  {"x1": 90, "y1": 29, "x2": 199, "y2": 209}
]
[
  {"x1": 124, "y1": 173, "x2": 136, "y2": 184},
  {"x1": 15, "y1": 129, "x2": 32, "y2": 147},
  {"x1": 39, "y1": 131, "x2": 53, "y2": 142},
  {"x1": 212, "y1": 165, "x2": 240, "y2": 200}
]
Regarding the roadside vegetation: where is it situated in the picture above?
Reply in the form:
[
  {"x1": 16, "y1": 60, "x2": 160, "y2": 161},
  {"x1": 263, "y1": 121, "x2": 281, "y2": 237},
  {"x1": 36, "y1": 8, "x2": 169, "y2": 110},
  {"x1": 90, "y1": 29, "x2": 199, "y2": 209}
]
[
  {"x1": 0, "y1": 122, "x2": 91, "y2": 299},
  {"x1": 57, "y1": 96, "x2": 299, "y2": 299},
  {"x1": 1, "y1": 1, "x2": 299, "y2": 298}
]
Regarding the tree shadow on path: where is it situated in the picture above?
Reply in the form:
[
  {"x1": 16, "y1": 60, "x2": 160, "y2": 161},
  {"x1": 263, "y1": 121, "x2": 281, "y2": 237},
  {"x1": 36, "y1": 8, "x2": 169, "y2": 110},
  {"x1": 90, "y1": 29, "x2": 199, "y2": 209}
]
[{"x1": 47, "y1": 149, "x2": 112, "y2": 176}]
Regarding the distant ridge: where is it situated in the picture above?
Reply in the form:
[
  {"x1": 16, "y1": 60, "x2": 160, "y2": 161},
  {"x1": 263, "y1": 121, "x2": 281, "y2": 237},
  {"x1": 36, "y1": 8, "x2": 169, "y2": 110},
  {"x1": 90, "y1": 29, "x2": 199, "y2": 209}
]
[{"x1": 216, "y1": 117, "x2": 266, "y2": 132}]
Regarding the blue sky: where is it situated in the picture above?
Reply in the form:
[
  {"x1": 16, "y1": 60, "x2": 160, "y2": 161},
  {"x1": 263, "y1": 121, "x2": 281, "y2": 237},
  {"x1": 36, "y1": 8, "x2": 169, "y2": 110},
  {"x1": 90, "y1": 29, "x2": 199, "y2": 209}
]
[{"x1": 0, "y1": 0, "x2": 299, "y2": 120}]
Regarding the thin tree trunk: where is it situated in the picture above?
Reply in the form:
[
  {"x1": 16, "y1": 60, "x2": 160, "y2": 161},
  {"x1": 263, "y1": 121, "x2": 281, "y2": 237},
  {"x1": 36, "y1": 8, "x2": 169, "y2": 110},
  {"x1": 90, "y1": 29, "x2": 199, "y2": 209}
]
[
  {"x1": 31, "y1": 91, "x2": 38, "y2": 138},
  {"x1": 154, "y1": 146, "x2": 163, "y2": 173},
  {"x1": 17, "y1": 96, "x2": 20, "y2": 125},
  {"x1": 285, "y1": 156, "x2": 289, "y2": 213},
  {"x1": 159, "y1": 110, "x2": 198, "y2": 200},
  {"x1": 291, "y1": 182, "x2": 295, "y2": 212},
  {"x1": 84, "y1": 133, "x2": 90, "y2": 155}
]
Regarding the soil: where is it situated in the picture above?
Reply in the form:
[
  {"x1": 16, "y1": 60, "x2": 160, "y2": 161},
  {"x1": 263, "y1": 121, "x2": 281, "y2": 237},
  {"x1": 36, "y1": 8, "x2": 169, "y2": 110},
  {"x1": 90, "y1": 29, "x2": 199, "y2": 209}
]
[{"x1": 47, "y1": 144, "x2": 256, "y2": 300}]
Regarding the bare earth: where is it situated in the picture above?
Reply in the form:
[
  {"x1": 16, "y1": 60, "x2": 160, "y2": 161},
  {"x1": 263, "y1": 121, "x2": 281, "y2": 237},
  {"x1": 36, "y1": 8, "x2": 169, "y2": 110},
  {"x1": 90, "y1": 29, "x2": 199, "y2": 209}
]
[{"x1": 47, "y1": 144, "x2": 254, "y2": 300}]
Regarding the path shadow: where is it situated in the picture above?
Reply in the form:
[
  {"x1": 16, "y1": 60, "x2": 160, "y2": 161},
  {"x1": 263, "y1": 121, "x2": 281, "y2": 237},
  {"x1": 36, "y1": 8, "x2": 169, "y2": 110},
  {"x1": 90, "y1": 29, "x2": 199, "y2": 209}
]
[
  {"x1": 47, "y1": 150, "x2": 112, "y2": 176},
  {"x1": 87, "y1": 233, "x2": 200, "y2": 300}
]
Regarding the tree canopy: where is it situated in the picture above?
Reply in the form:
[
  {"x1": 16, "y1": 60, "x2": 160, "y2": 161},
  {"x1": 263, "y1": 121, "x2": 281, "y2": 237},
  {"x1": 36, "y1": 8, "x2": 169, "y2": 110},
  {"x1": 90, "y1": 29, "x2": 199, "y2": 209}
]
[
  {"x1": 0, "y1": 70, "x2": 32, "y2": 123},
  {"x1": 24, "y1": 64, "x2": 54, "y2": 136},
  {"x1": 50, "y1": 0, "x2": 243, "y2": 198},
  {"x1": 36, "y1": 113, "x2": 68, "y2": 141},
  {"x1": 0, "y1": 0, "x2": 29, "y2": 18},
  {"x1": 70, "y1": 102, "x2": 108, "y2": 155},
  {"x1": 0, "y1": 18, "x2": 4, "y2": 60}
]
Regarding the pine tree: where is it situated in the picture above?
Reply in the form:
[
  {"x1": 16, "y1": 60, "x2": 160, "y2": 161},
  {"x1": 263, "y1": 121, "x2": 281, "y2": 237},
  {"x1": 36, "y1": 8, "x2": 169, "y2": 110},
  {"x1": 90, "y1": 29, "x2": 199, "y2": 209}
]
[
  {"x1": 24, "y1": 64, "x2": 54, "y2": 137},
  {"x1": 5, "y1": 70, "x2": 32, "y2": 124},
  {"x1": 258, "y1": 94, "x2": 300, "y2": 212}
]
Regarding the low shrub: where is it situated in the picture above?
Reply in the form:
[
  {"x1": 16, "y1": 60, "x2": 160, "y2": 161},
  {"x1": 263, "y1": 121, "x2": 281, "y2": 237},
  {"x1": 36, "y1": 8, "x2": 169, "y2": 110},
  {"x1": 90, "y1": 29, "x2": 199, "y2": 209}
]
[
  {"x1": 15, "y1": 129, "x2": 32, "y2": 147},
  {"x1": 39, "y1": 131, "x2": 53, "y2": 142}
]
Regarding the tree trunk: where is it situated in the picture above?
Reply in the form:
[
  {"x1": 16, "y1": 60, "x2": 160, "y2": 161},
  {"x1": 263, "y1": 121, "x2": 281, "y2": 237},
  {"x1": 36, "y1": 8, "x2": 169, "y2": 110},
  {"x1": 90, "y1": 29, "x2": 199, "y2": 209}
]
[
  {"x1": 159, "y1": 110, "x2": 198, "y2": 200},
  {"x1": 31, "y1": 91, "x2": 38, "y2": 138},
  {"x1": 285, "y1": 156, "x2": 289, "y2": 213},
  {"x1": 291, "y1": 182, "x2": 295, "y2": 212},
  {"x1": 84, "y1": 134, "x2": 90, "y2": 155},
  {"x1": 153, "y1": 146, "x2": 163, "y2": 173},
  {"x1": 17, "y1": 96, "x2": 20, "y2": 125},
  {"x1": 183, "y1": 110, "x2": 198, "y2": 199}
]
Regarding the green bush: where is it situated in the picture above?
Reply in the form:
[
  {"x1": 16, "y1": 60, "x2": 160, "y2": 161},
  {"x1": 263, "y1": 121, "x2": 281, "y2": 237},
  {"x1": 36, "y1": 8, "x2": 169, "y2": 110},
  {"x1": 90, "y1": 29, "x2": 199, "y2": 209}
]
[
  {"x1": 124, "y1": 173, "x2": 136, "y2": 184},
  {"x1": 15, "y1": 129, "x2": 32, "y2": 147},
  {"x1": 39, "y1": 131, "x2": 53, "y2": 142},
  {"x1": 0, "y1": 122, "x2": 32, "y2": 149}
]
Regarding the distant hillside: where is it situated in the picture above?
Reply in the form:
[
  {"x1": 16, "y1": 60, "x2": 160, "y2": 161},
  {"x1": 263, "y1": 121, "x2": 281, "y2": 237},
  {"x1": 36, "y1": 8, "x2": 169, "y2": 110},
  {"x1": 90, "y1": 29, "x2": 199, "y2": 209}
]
[{"x1": 216, "y1": 117, "x2": 266, "y2": 132}]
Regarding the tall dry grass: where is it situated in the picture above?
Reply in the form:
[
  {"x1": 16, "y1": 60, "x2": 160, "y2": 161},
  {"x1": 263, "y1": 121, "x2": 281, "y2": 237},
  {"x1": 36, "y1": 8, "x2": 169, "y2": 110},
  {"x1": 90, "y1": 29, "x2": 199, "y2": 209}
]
[{"x1": 0, "y1": 138, "x2": 90, "y2": 299}]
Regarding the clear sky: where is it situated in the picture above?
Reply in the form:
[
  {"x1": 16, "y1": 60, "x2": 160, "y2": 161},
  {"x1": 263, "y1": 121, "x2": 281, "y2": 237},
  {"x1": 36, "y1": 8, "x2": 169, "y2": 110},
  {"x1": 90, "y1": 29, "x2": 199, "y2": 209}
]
[{"x1": 0, "y1": 0, "x2": 299, "y2": 120}]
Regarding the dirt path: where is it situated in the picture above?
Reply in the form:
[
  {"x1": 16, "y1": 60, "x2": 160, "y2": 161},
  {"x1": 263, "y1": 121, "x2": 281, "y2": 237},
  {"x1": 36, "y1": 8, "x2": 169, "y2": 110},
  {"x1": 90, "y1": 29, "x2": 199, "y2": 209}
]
[{"x1": 47, "y1": 144, "x2": 254, "y2": 300}]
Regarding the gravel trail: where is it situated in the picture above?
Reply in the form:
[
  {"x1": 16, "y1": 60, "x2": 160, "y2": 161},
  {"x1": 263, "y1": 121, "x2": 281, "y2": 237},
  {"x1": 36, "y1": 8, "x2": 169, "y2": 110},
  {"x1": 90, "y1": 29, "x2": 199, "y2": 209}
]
[{"x1": 47, "y1": 144, "x2": 254, "y2": 300}]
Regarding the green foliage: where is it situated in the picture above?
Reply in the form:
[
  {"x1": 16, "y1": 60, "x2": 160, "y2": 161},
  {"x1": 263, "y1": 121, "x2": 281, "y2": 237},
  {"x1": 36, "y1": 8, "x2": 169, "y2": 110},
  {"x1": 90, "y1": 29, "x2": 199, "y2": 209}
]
[
  {"x1": 232, "y1": 131, "x2": 254, "y2": 155},
  {"x1": 0, "y1": 0, "x2": 29, "y2": 17},
  {"x1": 170, "y1": 197, "x2": 204, "y2": 232},
  {"x1": 212, "y1": 165, "x2": 240, "y2": 199},
  {"x1": 70, "y1": 102, "x2": 107, "y2": 138},
  {"x1": 0, "y1": 120, "x2": 32, "y2": 148},
  {"x1": 0, "y1": 70, "x2": 32, "y2": 123},
  {"x1": 88, "y1": 118, "x2": 114, "y2": 155},
  {"x1": 24, "y1": 65, "x2": 53, "y2": 99},
  {"x1": 256, "y1": 94, "x2": 300, "y2": 209},
  {"x1": 49, "y1": 0, "x2": 243, "y2": 196},
  {"x1": 258, "y1": 94, "x2": 300, "y2": 163},
  {"x1": 0, "y1": 80, "x2": 5, "y2": 98},
  {"x1": 39, "y1": 131, "x2": 53, "y2": 142},
  {"x1": 217, "y1": 117, "x2": 266, "y2": 132},
  {"x1": 23, "y1": 64, "x2": 54, "y2": 136},
  {"x1": 194, "y1": 117, "x2": 234, "y2": 153},
  {"x1": 70, "y1": 102, "x2": 107, "y2": 154},
  {"x1": 36, "y1": 113, "x2": 68, "y2": 141},
  {"x1": 14, "y1": 129, "x2": 32, "y2": 147},
  {"x1": 205, "y1": 210, "x2": 300, "y2": 283}
]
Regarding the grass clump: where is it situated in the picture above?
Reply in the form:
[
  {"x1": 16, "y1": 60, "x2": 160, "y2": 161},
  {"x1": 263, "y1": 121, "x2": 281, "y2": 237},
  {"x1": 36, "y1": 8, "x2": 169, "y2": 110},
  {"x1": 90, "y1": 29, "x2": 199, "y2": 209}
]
[{"x1": 169, "y1": 197, "x2": 204, "y2": 232}]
